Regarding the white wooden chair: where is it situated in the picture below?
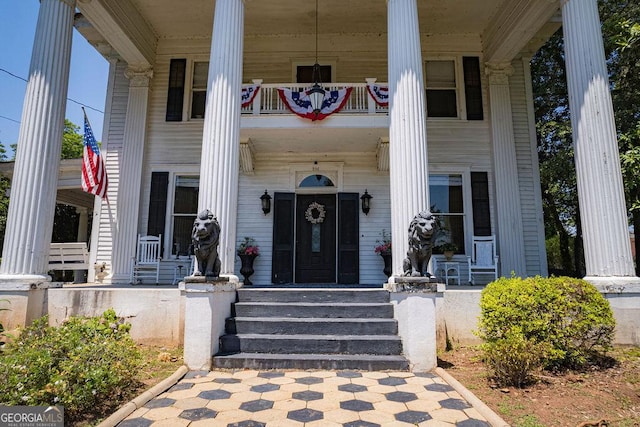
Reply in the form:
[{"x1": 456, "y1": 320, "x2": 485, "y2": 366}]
[
  {"x1": 467, "y1": 235, "x2": 499, "y2": 285},
  {"x1": 131, "y1": 234, "x2": 161, "y2": 284}
]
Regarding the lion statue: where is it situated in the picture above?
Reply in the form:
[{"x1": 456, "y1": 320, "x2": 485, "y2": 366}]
[
  {"x1": 191, "y1": 209, "x2": 222, "y2": 277},
  {"x1": 403, "y1": 210, "x2": 439, "y2": 277}
]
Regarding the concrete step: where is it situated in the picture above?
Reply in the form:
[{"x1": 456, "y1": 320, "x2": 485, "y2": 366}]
[
  {"x1": 234, "y1": 302, "x2": 395, "y2": 318},
  {"x1": 219, "y1": 333, "x2": 403, "y2": 355},
  {"x1": 230, "y1": 317, "x2": 398, "y2": 335},
  {"x1": 212, "y1": 352, "x2": 409, "y2": 371},
  {"x1": 237, "y1": 288, "x2": 390, "y2": 303}
]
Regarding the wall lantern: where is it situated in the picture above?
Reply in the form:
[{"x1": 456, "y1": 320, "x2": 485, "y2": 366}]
[
  {"x1": 260, "y1": 190, "x2": 272, "y2": 215},
  {"x1": 360, "y1": 190, "x2": 372, "y2": 215}
]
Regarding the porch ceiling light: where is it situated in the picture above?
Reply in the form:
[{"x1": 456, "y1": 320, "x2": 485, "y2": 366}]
[
  {"x1": 260, "y1": 190, "x2": 272, "y2": 215},
  {"x1": 309, "y1": 0, "x2": 326, "y2": 115},
  {"x1": 360, "y1": 190, "x2": 372, "y2": 215}
]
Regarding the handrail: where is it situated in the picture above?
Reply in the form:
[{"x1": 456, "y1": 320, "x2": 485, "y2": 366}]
[{"x1": 241, "y1": 81, "x2": 389, "y2": 116}]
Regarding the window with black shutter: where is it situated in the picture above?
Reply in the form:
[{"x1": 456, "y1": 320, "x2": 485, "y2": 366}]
[
  {"x1": 471, "y1": 172, "x2": 491, "y2": 236},
  {"x1": 148, "y1": 172, "x2": 169, "y2": 256}
]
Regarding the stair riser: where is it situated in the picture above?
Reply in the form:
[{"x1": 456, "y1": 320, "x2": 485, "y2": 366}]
[
  {"x1": 213, "y1": 357, "x2": 409, "y2": 371},
  {"x1": 237, "y1": 290, "x2": 390, "y2": 303},
  {"x1": 220, "y1": 336, "x2": 402, "y2": 355},
  {"x1": 234, "y1": 304, "x2": 394, "y2": 319},
  {"x1": 232, "y1": 320, "x2": 398, "y2": 335}
]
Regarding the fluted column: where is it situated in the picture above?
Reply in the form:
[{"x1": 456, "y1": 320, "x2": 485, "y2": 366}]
[
  {"x1": 199, "y1": 0, "x2": 244, "y2": 277},
  {"x1": 486, "y1": 62, "x2": 527, "y2": 277},
  {"x1": 562, "y1": 0, "x2": 635, "y2": 280},
  {"x1": 387, "y1": 0, "x2": 429, "y2": 278},
  {"x1": 109, "y1": 67, "x2": 153, "y2": 283},
  {"x1": 0, "y1": 0, "x2": 75, "y2": 283}
]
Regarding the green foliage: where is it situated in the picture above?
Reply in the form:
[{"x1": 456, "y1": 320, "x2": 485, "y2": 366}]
[
  {"x1": 478, "y1": 276, "x2": 615, "y2": 382},
  {"x1": 0, "y1": 299, "x2": 9, "y2": 349},
  {"x1": 61, "y1": 119, "x2": 84, "y2": 160},
  {"x1": 0, "y1": 309, "x2": 141, "y2": 422}
]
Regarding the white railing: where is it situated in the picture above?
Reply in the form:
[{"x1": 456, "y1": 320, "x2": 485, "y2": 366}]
[{"x1": 241, "y1": 81, "x2": 389, "y2": 116}]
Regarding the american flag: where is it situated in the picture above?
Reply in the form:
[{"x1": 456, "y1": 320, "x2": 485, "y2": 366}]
[{"x1": 81, "y1": 110, "x2": 108, "y2": 199}]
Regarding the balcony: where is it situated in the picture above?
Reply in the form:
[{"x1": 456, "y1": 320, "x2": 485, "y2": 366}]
[{"x1": 241, "y1": 81, "x2": 388, "y2": 116}]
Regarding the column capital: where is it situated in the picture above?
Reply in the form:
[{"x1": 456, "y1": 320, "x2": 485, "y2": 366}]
[
  {"x1": 58, "y1": 0, "x2": 77, "y2": 7},
  {"x1": 125, "y1": 66, "x2": 153, "y2": 87},
  {"x1": 485, "y1": 62, "x2": 513, "y2": 85}
]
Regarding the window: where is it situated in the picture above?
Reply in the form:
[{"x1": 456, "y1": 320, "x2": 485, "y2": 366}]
[
  {"x1": 426, "y1": 60, "x2": 458, "y2": 118},
  {"x1": 425, "y1": 56, "x2": 484, "y2": 120},
  {"x1": 299, "y1": 174, "x2": 335, "y2": 187},
  {"x1": 166, "y1": 59, "x2": 186, "y2": 121},
  {"x1": 296, "y1": 65, "x2": 331, "y2": 84},
  {"x1": 172, "y1": 176, "x2": 199, "y2": 256},
  {"x1": 191, "y1": 62, "x2": 209, "y2": 119},
  {"x1": 430, "y1": 174, "x2": 465, "y2": 253}
]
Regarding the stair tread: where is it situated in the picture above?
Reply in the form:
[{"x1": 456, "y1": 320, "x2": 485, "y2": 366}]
[
  {"x1": 235, "y1": 302, "x2": 391, "y2": 306},
  {"x1": 230, "y1": 333, "x2": 401, "y2": 340},
  {"x1": 214, "y1": 352, "x2": 407, "y2": 360},
  {"x1": 233, "y1": 317, "x2": 395, "y2": 322}
]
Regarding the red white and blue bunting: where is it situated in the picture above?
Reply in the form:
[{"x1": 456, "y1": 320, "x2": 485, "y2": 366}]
[
  {"x1": 366, "y1": 83, "x2": 389, "y2": 107},
  {"x1": 277, "y1": 87, "x2": 353, "y2": 121},
  {"x1": 241, "y1": 84, "x2": 261, "y2": 108}
]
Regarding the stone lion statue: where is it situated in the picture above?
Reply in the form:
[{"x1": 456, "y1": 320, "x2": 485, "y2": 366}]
[
  {"x1": 403, "y1": 210, "x2": 439, "y2": 277},
  {"x1": 191, "y1": 209, "x2": 221, "y2": 277}
]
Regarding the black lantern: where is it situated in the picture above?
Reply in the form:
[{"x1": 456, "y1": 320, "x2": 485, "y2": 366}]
[
  {"x1": 260, "y1": 190, "x2": 272, "y2": 215},
  {"x1": 308, "y1": 0, "x2": 326, "y2": 115},
  {"x1": 360, "y1": 190, "x2": 372, "y2": 215}
]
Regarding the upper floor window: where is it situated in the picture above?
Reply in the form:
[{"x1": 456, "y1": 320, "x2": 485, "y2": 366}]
[
  {"x1": 165, "y1": 58, "x2": 209, "y2": 121},
  {"x1": 425, "y1": 56, "x2": 483, "y2": 120}
]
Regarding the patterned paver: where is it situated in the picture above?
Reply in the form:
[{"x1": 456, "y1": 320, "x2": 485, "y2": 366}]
[{"x1": 118, "y1": 370, "x2": 490, "y2": 426}]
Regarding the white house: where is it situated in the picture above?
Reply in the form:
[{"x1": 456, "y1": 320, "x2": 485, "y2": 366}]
[{"x1": 1, "y1": 0, "x2": 638, "y2": 368}]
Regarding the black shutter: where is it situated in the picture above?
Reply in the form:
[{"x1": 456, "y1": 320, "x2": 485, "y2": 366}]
[
  {"x1": 148, "y1": 172, "x2": 169, "y2": 256},
  {"x1": 166, "y1": 59, "x2": 186, "y2": 121},
  {"x1": 272, "y1": 192, "x2": 295, "y2": 284},
  {"x1": 463, "y1": 56, "x2": 483, "y2": 120},
  {"x1": 338, "y1": 193, "x2": 360, "y2": 284},
  {"x1": 471, "y1": 172, "x2": 491, "y2": 236}
]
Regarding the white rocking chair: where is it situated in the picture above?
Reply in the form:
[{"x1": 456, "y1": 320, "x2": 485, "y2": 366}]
[
  {"x1": 467, "y1": 235, "x2": 499, "y2": 285},
  {"x1": 131, "y1": 234, "x2": 161, "y2": 284}
]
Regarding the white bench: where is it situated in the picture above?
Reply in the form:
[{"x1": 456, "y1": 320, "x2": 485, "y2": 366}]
[{"x1": 48, "y1": 242, "x2": 90, "y2": 271}]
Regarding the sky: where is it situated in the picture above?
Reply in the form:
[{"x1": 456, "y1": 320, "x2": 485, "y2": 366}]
[{"x1": 0, "y1": 0, "x2": 109, "y2": 158}]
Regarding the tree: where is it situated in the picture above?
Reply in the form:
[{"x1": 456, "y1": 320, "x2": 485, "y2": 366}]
[{"x1": 533, "y1": 0, "x2": 639, "y2": 276}]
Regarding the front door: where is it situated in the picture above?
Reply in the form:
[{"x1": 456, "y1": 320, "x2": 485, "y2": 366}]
[{"x1": 295, "y1": 194, "x2": 336, "y2": 283}]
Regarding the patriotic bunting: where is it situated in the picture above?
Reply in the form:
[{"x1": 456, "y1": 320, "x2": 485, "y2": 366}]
[
  {"x1": 277, "y1": 87, "x2": 353, "y2": 121},
  {"x1": 366, "y1": 83, "x2": 389, "y2": 107},
  {"x1": 241, "y1": 84, "x2": 261, "y2": 107}
]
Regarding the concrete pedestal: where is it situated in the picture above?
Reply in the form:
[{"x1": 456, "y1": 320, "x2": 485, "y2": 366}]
[
  {"x1": 0, "y1": 279, "x2": 62, "y2": 331},
  {"x1": 181, "y1": 276, "x2": 240, "y2": 370},
  {"x1": 385, "y1": 278, "x2": 440, "y2": 372}
]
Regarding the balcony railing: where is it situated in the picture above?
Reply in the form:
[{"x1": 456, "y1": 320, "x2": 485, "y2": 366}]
[{"x1": 241, "y1": 81, "x2": 389, "y2": 116}]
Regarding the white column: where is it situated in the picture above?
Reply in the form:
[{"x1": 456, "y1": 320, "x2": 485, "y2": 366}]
[
  {"x1": 562, "y1": 0, "x2": 636, "y2": 280},
  {"x1": 486, "y1": 62, "x2": 527, "y2": 277},
  {"x1": 199, "y1": 0, "x2": 244, "y2": 277},
  {"x1": 387, "y1": 0, "x2": 429, "y2": 278},
  {"x1": 0, "y1": 0, "x2": 75, "y2": 283},
  {"x1": 109, "y1": 67, "x2": 153, "y2": 283}
]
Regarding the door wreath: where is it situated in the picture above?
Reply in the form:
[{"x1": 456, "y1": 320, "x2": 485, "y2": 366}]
[{"x1": 305, "y1": 202, "x2": 326, "y2": 224}]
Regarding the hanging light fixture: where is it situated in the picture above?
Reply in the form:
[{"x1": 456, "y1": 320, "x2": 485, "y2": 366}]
[{"x1": 308, "y1": 0, "x2": 326, "y2": 116}]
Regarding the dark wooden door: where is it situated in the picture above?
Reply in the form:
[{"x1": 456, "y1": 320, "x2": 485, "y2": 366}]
[{"x1": 295, "y1": 194, "x2": 336, "y2": 283}]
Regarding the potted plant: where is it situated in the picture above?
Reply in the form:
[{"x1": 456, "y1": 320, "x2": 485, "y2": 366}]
[
  {"x1": 237, "y1": 237, "x2": 259, "y2": 285},
  {"x1": 374, "y1": 230, "x2": 392, "y2": 277},
  {"x1": 437, "y1": 241, "x2": 458, "y2": 261}
]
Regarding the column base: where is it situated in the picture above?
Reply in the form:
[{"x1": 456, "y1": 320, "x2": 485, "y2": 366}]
[
  {"x1": 0, "y1": 275, "x2": 62, "y2": 331},
  {"x1": 584, "y1": 276, "x2": 640, "y2": 293},
  {"x1": 0, "y1": 274, "x2": 55, "y2": 290}
]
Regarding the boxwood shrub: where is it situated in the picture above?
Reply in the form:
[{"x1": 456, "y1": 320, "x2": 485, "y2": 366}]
[
  {"x1": 0, "y1": 309, "x2": 141, "y2": 422},
  {"x1": 478, "y1": 276, "x2": 615, "y2": 385}
]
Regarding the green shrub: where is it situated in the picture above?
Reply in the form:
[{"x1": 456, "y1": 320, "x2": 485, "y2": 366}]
[
  {"x1": 0, "y1": 309, "x2": 141, "y2": 422},
  {"x1": 478, "y1": 276, "x2": 615, "y2": 377}
]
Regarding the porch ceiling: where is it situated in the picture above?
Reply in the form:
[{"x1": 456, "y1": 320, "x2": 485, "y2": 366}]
[{"x1": 127, "y1": 0, "x2": 503, "y2": 38}]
